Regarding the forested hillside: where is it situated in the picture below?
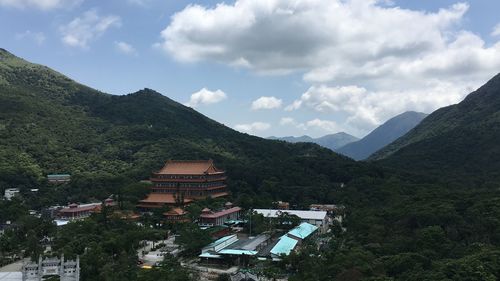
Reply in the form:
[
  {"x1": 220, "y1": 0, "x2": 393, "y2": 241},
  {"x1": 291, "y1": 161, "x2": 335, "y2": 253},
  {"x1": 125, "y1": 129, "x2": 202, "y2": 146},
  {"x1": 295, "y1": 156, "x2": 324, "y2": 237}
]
[
  {"x1": 0, "y1": 48, "x2": 368, "y2": 206},
  {"x1": 371, "y1": 73, "x2": 500, "y2": 182}
]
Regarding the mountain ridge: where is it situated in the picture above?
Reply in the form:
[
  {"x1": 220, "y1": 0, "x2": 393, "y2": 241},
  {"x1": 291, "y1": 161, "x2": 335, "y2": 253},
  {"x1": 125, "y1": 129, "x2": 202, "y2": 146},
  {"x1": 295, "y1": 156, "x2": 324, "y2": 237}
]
[
  {"x1": 268, "y1": 132, "x2": 359, "y2": 151},
  {"x1": 337, "y1": 111, "x2": 428, "y2": 160},
  {"x1": 0, "y1": 48, "x2": 363, "y2": 205},
  {"x1": 371, "y1": 72, "x2": 500, "y2": 180}
]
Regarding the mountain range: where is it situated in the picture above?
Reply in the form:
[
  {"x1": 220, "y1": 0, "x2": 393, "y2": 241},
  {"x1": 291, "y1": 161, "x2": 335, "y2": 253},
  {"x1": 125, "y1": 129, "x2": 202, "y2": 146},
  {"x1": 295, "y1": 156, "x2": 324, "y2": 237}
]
[
  {"x1": 268, "y1": 132, "x2": 359, "y2": 151},
  {"x1": 337, "y1": 111, "x2": 428, "y2": 160},
  {"x1": 0, "y1": 48, "x2": 362, "y2": 204}
]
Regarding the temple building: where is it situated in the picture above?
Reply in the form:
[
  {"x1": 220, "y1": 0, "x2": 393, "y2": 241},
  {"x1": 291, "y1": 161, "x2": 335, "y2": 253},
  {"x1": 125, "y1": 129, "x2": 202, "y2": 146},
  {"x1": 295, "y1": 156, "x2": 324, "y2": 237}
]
[{"x1": 138, "y1": 160, "x2": 228, "y2": 210}]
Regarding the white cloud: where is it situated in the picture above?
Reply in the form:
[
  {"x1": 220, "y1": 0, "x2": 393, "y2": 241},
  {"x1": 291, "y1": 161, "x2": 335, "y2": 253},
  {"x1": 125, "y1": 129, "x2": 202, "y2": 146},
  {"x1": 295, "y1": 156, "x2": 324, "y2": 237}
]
[
  {"x1": 234, "y1": 122, "x2": 271, "y2": 133},
  {"x1": 0, "y1": 0, "x2": 82, "y2": 10},
  {"x1": 15, "y1": 31, "x2": 46, "y2": 45},
  {"x1": 159, "y1": 0, "x2": 473, "y2": 76},
  {"x1": 158, "y1": 0, "x2": 500, "y2": 133},
  {"x1": 128, "y1": 0, "x2": 151, "y2": 6},
  {"x1": 492, "y1": 23, "x2": 500, "y2": 37},
  {"x1": 60, "y1": 10, "x2": 121, "y2": 49},
  {"x1": 115, "y1": 41, "x2": 137, "y2": 55},
  {"x1": 279, "y1": 117, "x2": 340, "y2": 133},
  {"x1": 279, "y1": 117, "x2": 295, "y2": 126},
  {"x1": 305, "y1": 119, "x2": 341, "y2": 132},
  {"x1": 288, "y1": 82, "x2": 466, "y2": 134},
  {"x1": 251, "y1": 96, "x2": 283, "y2": 110},
  {"x1": 185, "y1": 88, "x2": 227, "y2": 108}
]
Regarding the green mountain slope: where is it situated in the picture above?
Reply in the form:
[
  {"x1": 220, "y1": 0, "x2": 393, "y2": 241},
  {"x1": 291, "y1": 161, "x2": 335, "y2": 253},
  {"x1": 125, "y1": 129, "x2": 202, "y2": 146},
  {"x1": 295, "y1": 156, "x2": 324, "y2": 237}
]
[
  {"x1": 0, "y1": 48, "x2": 367, "y2": 204},
  {"x1": 268, "y1": 132, "x2": 359, "y2": 151},
  {"x1": 337, "y1": 111, "x2": 428, "y2": 160},
  {"x1": 371, "y1": 73, "x2": 500, "y2": 180}
]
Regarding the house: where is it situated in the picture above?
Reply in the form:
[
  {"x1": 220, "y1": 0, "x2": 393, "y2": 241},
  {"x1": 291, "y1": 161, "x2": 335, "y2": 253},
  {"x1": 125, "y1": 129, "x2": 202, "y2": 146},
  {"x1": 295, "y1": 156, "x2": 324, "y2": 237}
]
[
  {"x1": 138, "y1": 160, "x2": 228, "y2": 210},
  {"x1": 253, "y1": 209, "x2": 329, "y2": 233}
]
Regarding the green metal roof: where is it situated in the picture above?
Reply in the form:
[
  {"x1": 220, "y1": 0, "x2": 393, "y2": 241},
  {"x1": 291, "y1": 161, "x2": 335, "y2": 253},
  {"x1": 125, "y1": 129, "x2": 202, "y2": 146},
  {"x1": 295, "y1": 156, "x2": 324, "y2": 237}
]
[
  {"x1": 270, "y1": 236, "x2": 298, "y2": 256},
  {"x1": 287, "y1": 222, "x2": 318, "y2": 239}
]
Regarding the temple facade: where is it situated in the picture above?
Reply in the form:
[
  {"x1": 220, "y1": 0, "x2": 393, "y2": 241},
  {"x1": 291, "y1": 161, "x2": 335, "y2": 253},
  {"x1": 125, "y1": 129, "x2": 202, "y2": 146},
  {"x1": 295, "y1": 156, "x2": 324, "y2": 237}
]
[{"x1": 138, "y1": 160, "x2": 228, "y2": 209}]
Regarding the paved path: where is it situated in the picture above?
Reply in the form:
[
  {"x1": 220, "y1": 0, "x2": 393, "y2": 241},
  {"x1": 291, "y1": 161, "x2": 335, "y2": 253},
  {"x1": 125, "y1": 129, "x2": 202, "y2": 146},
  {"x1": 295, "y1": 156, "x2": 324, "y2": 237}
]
[{"x1": 0, "y1": 259, "x2": 26, "y2": 273}]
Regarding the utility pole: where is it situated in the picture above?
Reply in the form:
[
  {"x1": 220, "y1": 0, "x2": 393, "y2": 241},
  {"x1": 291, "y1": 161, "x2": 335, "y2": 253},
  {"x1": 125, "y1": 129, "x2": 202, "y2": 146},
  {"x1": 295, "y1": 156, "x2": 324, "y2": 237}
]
[{"x1": 248, "y1": 208, "x2": 252, "y2": 237}]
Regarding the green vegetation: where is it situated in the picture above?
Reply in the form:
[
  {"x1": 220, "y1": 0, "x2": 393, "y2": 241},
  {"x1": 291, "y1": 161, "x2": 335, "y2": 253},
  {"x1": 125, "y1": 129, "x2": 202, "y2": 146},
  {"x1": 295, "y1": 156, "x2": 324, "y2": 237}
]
[{"x1": 2, "y1": 49, "x2": 500, "y2": 280}]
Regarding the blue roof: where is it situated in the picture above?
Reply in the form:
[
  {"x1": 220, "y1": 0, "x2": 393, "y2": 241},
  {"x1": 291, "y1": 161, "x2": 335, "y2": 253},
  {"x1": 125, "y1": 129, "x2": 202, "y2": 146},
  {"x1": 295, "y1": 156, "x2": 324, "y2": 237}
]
[
  {"x1": 206, "y1": 235, "x2": 236, "y2": 248},
  {"x1": 218, "y1": 249, "x2": 258, "y2": 256},
  {"x1": 287, "y1": 222, "x2": 318, "y2": 239},
  {"x1": 270, "y1": 236, "x2": 298, "y2": 256},
  {"x1": 199, "y1": 252, "x2": 222, "y2": 259}
]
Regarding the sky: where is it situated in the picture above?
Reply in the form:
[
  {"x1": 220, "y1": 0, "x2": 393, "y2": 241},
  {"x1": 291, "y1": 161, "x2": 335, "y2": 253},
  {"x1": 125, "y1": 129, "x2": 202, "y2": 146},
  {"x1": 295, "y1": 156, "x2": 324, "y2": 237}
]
[{"x1": 1, "y1": 0, "x2": 499, "y2": 138}]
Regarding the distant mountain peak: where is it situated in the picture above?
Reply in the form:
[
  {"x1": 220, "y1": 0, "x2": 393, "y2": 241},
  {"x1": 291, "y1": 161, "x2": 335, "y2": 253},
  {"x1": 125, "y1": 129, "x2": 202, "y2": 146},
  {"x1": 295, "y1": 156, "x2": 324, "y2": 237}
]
[
  {"x1": 337, "y1": 111, "x2": 428, "y2": 160},
  {"x1": 269, "y1": 132, "x2": 359, "y2": 151}
]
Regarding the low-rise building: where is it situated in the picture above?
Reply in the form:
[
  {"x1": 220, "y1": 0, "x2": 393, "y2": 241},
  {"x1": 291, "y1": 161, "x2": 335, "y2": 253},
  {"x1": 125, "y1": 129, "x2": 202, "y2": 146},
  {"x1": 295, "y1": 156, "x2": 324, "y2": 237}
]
[
  {"x1": 253, "y1": 209, "x2": 329, "y2": 233},
  {"x1": 269, "y1": 222, "x2": 318, "y2": 259},
  {"x1": 199, "y1": 234, "x2": 271, "y2": 266},
  {"x1": 57, "y1": 199, "x2": 115, "y2": 221},
  {"x1": 199, "y1": 205, "x2": 242, "y2": 226},
  {"x1": 4, "y1": 188, "x2": 20, "y2": 200},
  {"x1": 58, "y1": 203, "x2": 101, "y2": 220}
]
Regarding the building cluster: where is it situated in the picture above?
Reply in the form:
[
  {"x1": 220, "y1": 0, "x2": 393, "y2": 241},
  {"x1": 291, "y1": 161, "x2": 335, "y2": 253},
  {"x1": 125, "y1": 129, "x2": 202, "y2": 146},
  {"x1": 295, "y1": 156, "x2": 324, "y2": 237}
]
[{"x1": 199, "y1": 222, "x2": 319, "y2": 265}]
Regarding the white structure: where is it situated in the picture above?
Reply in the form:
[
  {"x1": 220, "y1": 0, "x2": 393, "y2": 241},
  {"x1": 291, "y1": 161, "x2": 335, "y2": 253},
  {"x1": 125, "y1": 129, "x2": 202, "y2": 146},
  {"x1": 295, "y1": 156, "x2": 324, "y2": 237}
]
[
  {"x1": 4, "y1": 188, "x2": 20, "y2": 200},
  {"x1": 253, "y1": 209, "x2": 329, "y2": 232},
  {"x1": 22, "y1": 255, "x2": 79, "y2": 281}
]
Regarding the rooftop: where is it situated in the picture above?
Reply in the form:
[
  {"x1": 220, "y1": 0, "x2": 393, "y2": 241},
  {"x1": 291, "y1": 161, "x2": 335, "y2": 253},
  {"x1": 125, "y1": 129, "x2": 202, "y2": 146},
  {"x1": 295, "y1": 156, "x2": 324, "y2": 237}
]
[
  {"x1": 253, "y1": 209, "x2": 327, "y2": 221},
  {"x1": 287, "y1": 222, "x2": 318, "y2": 239},
  {"x1": 200, "y1": 207, "x2": 242, "y2": 218},
  {"x1": 270, "y1": 235, "x2": 298, "y2": 256},
  {"x1": 59, "y1": 203, "x2": 101, "y2": 213},
  {"x1": 139, "y1": 193, "x2": 193, "y2": 204},
  {"x1": 156, "y1": 160, "x2": 224, "y2": 175}
]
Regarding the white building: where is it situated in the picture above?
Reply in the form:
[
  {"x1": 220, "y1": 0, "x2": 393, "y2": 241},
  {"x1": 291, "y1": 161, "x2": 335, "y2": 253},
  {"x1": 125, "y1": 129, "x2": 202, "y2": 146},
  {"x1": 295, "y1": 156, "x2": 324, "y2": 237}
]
[
  {"x1": 4, "y1": 188, "x2": 20, "y2": 200},
  {"x1": 253, "y1": 209, "x2": 329, "y2": 233}
]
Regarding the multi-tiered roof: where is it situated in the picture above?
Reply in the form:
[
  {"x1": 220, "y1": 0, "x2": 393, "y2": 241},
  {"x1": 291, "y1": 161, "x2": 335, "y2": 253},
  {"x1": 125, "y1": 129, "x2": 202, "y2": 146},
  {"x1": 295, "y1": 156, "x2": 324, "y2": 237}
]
[{"x1": 138, "y1": 160, "x2": 228, "y2": 208}]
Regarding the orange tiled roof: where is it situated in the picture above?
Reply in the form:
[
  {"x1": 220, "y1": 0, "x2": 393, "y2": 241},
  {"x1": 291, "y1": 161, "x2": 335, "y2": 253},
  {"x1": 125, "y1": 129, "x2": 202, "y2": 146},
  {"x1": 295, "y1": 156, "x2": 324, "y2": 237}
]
[
  {"x1": 139, "y1": 193, "x2": 194, "y2": 204},
  {"x1": 156, "y1": 160, "x2": 223, "y2": 175},
  {"x1": 164, "y1": 208, "x2": 187, "y2": 216}
]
